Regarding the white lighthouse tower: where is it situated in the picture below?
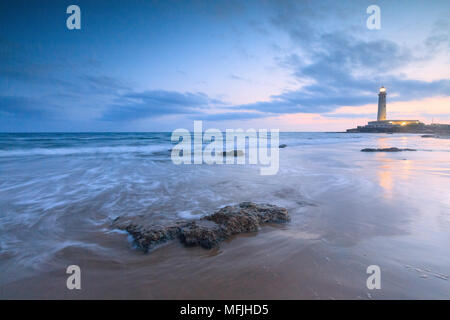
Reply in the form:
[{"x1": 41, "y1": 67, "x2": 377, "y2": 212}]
[{"x1": 377, "y1": 86, "x2": 387, "y2": 121}]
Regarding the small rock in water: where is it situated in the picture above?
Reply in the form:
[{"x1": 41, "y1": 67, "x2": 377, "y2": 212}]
[
  {"x1": 279, "y1": 144, "x2": 287, "y2": 148},
  {"x1": 361, "y1": 147, "x2": 416, "y2": 152},
  {"x1": 222, "y1": 150, "x2": 244, "y2": 157},
  {"x1": 112, "y1": 202, "x2": 290, "y2": 251}
]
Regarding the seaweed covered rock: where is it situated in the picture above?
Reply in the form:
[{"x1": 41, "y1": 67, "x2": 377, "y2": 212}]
[
  {"x1": 179, "y1": 220, "x2": 223, "y2": 249},
  {"x1": 205, "y1": 202, "x2": 289, "y2": 236},
  {"x1": 112, "y1": 202, "x2": 289, "y2": 251},
  {"x1": 113, "y1": 218, "x2": 188, "y2": 250}
]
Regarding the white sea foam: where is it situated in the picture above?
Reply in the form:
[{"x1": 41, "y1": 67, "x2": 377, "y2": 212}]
[
  {"x1": 0, "y1": 144, "x2": 170, "y2": 157},
  {"x1": 177, "y1": 210, "x2": 200, "y2": 219}
]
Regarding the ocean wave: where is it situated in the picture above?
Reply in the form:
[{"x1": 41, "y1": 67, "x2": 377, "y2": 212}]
[{"x1": 0, "y1": 144, "x2": 171, "y2": 157}]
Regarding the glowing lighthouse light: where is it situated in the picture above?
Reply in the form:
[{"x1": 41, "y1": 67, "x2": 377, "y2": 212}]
[{"x1": 379, "y1": 87, "x2": 386, "y2": 93}]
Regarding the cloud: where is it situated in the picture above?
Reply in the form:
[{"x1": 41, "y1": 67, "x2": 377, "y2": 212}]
[
  {"x1": 322, "y1": 112, "x2": 375, "y2": 119},
  {"x1": 100, "y1": 90, "x2": 221, "y2": 121},
  {"x1": 80, "y1": 75, "x2": 131, "y2": 95},
  {"x1": 0, "y1": 40, "x2": 129, "y2": 97},
  {"x1": 229, "y1": 73, "x2": 251, "y2": 82},
  {"x1": 0, "y1": 96, "x2": 56, "y2": 119},
  {"x1": 192, "y1": 111, "x2": 268, "y2": 121},
  {"x1": 269, "y1": 0, "x2": 325, "y2": 46},
  {"x1": 230, "y1": 76, "x2": 450, "y2": 117},
  {"x1": 425, "y1": 19, "x2": 450, "y2": 52}
]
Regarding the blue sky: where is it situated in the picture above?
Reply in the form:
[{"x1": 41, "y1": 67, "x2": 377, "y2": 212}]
[{"x1": 0, "y1": 0, "x2": 449, "y2": 131}]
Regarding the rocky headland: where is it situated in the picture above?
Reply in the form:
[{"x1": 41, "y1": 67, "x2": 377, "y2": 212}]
[{"x1": 361, "y1": 147, "x2": 417, "y2": 152}]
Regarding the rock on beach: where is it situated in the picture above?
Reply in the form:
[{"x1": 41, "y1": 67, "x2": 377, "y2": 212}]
[
  {"x1": 361, "y1": 147, "x2": 416, "y2": 152},
  {"x1": 112, "y1": 202, "x2": 290, "y2": 251}
]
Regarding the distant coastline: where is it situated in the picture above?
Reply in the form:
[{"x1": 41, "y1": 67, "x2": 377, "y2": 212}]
[{"x1": 346, "y1": 123, "x2": 450, "y2": 134}]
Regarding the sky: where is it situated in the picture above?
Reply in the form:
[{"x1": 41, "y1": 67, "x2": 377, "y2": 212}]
[{"x1": 0, "y1": 0, "x2": 449, "y2": 132}]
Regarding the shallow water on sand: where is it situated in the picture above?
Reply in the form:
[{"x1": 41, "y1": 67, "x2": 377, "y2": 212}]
[{"x1": 0, "y1": 132, "x2": 449, "y2": 299}]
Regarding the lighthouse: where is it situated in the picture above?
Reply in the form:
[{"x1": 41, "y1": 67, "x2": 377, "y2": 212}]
[
  {"x1": 346, "y1": 85, "x2": 426, "y2": 132},
  {"x1": 377, "y1": 86, "x2": 387, "y2": 121}
]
